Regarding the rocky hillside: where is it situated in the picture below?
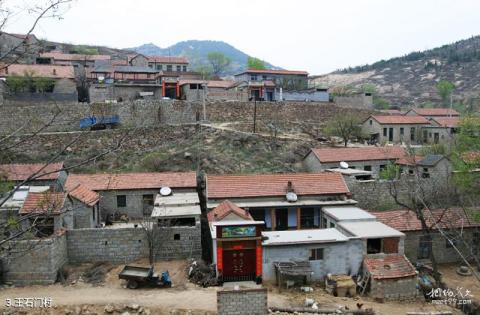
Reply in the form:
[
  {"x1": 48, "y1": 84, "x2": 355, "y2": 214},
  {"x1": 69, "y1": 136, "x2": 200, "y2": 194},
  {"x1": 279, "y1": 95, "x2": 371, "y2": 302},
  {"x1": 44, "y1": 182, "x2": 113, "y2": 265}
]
[
  {"x1": 312, "y1": 35, "x2": 480, "y2": 107},
  {"x1": 128, "y1": 40, "x2": 277, "y2": 75}
]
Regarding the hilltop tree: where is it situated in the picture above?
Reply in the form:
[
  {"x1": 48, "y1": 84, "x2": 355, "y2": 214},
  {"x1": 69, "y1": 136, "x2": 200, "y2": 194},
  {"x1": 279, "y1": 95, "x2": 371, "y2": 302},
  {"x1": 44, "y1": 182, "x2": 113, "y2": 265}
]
[
  {"x1": 247, "y1": 57, "x2": 266, "y2": 70},
  {"x1": 436, "y1": 80, "x2": 455, "y2": 106},
  {"x1": 207, "y1": 51, "x2": 231, "y2": 76},
  {"x1": 324, "y1": 113, "x2": 363, "y2": 147}
]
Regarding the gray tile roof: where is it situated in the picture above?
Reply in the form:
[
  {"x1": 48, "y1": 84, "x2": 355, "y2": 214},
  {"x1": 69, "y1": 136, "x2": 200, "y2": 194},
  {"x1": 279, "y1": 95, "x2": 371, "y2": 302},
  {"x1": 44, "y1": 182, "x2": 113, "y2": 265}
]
[{"x1": 417, "y1": 154, "x2": 445, "y2": 166}]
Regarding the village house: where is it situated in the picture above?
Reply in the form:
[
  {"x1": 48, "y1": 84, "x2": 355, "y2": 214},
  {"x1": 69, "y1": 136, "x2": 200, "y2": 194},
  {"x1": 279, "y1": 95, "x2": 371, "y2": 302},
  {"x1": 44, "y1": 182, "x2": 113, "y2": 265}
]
[
  {"x1": 373, "y1": 208, "x2": 480, "y2": 264},
  {"x1": 179, "y1": 79, "x2": 248, "y2": 101},
  {"x1": 0, "y1": 32, "x2": 41, "y2": 63},
  {"x1": 205, "y1": 172, "x2": 411, "y2": 296},
  {"x1": 0, "y1": 63, "x2": 78, "y2": 102},
  {"x1": 0, "y1": 162, "x2": 67, "y2": 189},
  {"x1": 88, "y1": 63, "x2": 162, "y2": 102},
  {"x1": 405, "y1": 108, "x2": 460, "y2": 120},
  {"x1": 303, "y1": 146, "x2": 407, "y2": 178},
  {"x1": 395, "y1": 154, "x2": 452, "y2": 179},
  {"x1": 128, "y1": 54, "x2": 189, "y2": 73},
  {"x1": 362, "y1": 115, "x2": 431, "y2": 144},
  {"x1": 64, "y1": 172, "x2": 198, "y2": 221},
  {"x1": 421, "y1": 116, "x2": 460, "y2": 144},
  {"x1": 234, "y1": 69, "x2": 313, "y2": 101},
  {"x1": 37, "y1": 52, "x2": 111, "y2": 69}
]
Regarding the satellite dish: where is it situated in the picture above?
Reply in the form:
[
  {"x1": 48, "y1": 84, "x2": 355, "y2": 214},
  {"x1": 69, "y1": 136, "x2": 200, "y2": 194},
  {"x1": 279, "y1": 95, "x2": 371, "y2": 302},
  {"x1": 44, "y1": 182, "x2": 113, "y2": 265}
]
[
  {"x1": 340, "y1": 161, "x2": 349, "y2": 169},
  {"x1": 286, "y1": 192, "x2": 298, "y2": 202},
  {"x1": 160, "y1": 187, "x2": 172, "y2": 196}
]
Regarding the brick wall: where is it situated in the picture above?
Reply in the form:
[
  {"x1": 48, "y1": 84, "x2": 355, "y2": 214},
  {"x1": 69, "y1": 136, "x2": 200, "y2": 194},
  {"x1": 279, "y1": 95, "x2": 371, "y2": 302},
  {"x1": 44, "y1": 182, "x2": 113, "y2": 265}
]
[
  {"x1": 66, "y1": 226, "x2": 201, "y2": 264},
  {"x1": 370, "y1": 276, "x2": 418, "y2": 301},
  {"x1": 2, "y1": 234, "x2": 67, "y2": 285},
  {"x1": 217, "y1": 288, "x2": 268, "y2": 315}
]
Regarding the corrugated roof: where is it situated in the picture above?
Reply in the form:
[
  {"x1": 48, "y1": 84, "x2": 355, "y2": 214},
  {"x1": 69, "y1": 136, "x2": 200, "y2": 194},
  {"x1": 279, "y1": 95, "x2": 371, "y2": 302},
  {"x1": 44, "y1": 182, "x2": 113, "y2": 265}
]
[
  {"x1": 207, "y1": 200, "x2": 253, "y2": 222},
  {"x1": 19, "y1": 191, "x2": 65, "y2": 215},
  {"x1": 65, "y1": 172, "x2": 197, "y2": 191},
  {"x1": 207, "y1": 173, "x2": 349, "y2": 199},
  {"x1": 67, "y1": 184, "x2": 100, "y2": 206},
  {"x1": 364, "y1": 255, "x2": 417, "y2": 279},
  {"x1": 370, "y1": 115, "x2": 430, "y2": 125},
  {"x1": 310, "y1": 146, "x2": 406, "y2": 163},
  {"x1": 0, "y1": 162, "x2": 64, "y2": 181},
  {"x1": 371, "y1": 208, "x2": 480, "y2": 232},
  {"x1": 0, "y1": 64, "x2": 75, "y2": 79},
  {"x1": 408, "y1": 108, "x2": 460, "y2": 117},
  {"x1": 40, "y1": 52, "x2": 111, "y2": 61}
]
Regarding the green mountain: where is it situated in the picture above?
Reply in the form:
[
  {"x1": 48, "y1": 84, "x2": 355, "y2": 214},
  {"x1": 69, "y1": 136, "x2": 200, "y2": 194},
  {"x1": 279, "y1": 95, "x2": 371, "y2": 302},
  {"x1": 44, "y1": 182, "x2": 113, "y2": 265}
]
[{"x1": 128, "y1": 40, "x2": 278, "y2": 75}]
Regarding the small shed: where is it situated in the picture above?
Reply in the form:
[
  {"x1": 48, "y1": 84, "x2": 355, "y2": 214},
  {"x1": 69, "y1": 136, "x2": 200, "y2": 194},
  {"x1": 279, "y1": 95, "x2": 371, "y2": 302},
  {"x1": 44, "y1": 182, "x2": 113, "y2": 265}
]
[
  {"x1": 362, "y1": 254, "x2": 418, "y2": 301},
  {"x1": 274, "y1": 261, "x2": 313, "y2": 292}
]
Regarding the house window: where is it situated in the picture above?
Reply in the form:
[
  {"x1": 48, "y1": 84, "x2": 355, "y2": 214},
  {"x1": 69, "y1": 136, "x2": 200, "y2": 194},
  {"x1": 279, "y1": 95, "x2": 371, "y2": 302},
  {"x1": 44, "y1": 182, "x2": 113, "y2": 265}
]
[
  {"x1": 176, "y1": 65, "x2": 181, "y2": 72},
  {"x1": 300, "y1": 208, "x2": 316, "y2": 228},
  {"x1": 190, "y1": 84, "x2": 198, "y2": 90},
  {"x1": 379, "y1": 164, "x2": 386, "y2": 171},
  {"x1": 309, "y1": 248, "x2": 324, "y2": 260},
  {"x1": 156, "y1": 65, "x2": 162, "y2": 70},
  {"x1": 364, "y1": 165, "x2": 372, "y2": 171},
  {"x1": 142, "y1": 194, "x2": 154, "y2": 206},
  {"x1": 117, "y1": 195, "x2": 127, "y2": 208},
  {"x1": 167, "y1": 65, "x2": 172, "y2": 72},
  {"x1": 383, "y1": 128, "x2": 387, "y2": 137},
  {"x1": 367, "y1": 238, "x2": 382, "y2": 254},
  {"x1": 410, "y1": 127, "x2": 416, "y2": 141},
  {"x1": 329, "y1": 222, "x2": 335, "y2": 228},
  {"x1": 408, "y1": 169, "x2": 414, "y2": 175},
  {"x1": 369, "y1": 120, "x2": 372, "y2": 125},
  {"x1": 174, "y1": 234, "x2": 181, "y2": 240},
  {"x1": 400, "y1": 127, "x2": 404, "y2": 136},
  {"x1": 92, "y1": 207, "x2": 96, "y2": 221},
  {"x1": 422, "y1": 167, "x2": 430, "y2": 178},
  {"x1": 418, "y1": 235, "x2": 432, "y2": 259},
  {"x1": 262, "y1": 75, "x2": 267, "y2": 80},
  {"x1": 183, "y1": 66, "x2": 187, "y2": 72},
  {"x1": 251, "y1": 75, "x2": 257, "y2": 81}
]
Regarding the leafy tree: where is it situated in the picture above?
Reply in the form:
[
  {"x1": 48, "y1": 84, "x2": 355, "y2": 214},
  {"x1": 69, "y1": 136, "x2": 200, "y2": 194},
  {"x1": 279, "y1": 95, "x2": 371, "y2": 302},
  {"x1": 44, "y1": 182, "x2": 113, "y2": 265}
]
[
  {"x1": 436, "y1": 80, "x2": 455, "y2": 105},
  {"x1": 324, "y1": 113, "x2": 363, "y2": 147},
  {"x1": 195, "y1": 64, "x2": 214, "y2": 80},
  {"x1": 247, "y1": 57, "x2": 266, "y2": 70},
  {"x1": 5, "y1": 75, "x2": 26, "y2": 93},
  {"x1": 34, "y1": 77, "x2": 55, "y2": 93},
  {"x1": 379, "y1": 163, "x2": 400, "y2": 180},
  {"x1": 373, "y1": 98, "x2": 390, "y2": 110},
  {"x1": 207, "y1": 52, "x2": 231, "y2": 76}
]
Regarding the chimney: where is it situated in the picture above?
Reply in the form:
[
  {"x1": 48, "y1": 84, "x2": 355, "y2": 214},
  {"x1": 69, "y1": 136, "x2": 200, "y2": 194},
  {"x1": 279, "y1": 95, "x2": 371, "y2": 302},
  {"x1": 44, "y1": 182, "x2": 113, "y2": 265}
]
[
  {"x1": 52, "y1": 68, "x2": 57, "y2": 75},
  {"x1": 5, "y1": 67, "x2": 8, "y2": 74},
  {"x1": 287, "y1": 180, "x2": 294, "y2": 192}
]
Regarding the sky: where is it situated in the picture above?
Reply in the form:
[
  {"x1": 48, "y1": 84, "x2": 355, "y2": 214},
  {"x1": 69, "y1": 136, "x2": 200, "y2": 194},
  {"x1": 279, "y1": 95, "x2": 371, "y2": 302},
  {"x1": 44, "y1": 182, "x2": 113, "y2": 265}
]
[{"x1": 4, "y1": 0, "x2": 480, "y2": 74}]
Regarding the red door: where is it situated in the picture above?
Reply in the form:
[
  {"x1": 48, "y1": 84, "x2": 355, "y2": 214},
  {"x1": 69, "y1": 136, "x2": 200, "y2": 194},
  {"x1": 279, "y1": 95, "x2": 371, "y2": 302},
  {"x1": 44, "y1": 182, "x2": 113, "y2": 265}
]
[{"x1": 223, "y1": 249, "x2": 256, "y2": 281}]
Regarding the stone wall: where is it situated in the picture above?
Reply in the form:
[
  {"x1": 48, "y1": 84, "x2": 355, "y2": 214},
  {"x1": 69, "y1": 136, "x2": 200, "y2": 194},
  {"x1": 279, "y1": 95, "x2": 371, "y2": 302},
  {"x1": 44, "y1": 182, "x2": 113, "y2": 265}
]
[
  {"x1": 0, "y1": 100, "x2": 372, "y2": 134},
  {"x1": 2, "y1": 234, "x2": 67, "y2": 285},
  {"x1": 404, "y1": 229, "x2": 478, "y2": 264},
  {"x1": 217, "y1": 288, "x2": 268, "y2": 315},
  {"x1": 370, "y1": 276, "x2": 418, "y2": 301},
  {"x1": 334, "y1": 94, "x2": 373, "y2": 109},
  {"x1": 66, "y1": 226, "x2": 201, "y2": 264}
]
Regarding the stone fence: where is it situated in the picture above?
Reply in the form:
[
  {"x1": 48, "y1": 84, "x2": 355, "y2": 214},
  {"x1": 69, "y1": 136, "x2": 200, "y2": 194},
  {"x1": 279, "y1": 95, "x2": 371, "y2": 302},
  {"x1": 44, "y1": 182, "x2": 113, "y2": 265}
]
[
  {"x1": 66, "y1": 225, "x2": 201, "y2": 264},
  {"x1": 2, "y1": 234, "x2": 67, "y2": 285},
  {"x1": 0, "y1": 100, "x2": 373, "y2": 134},
  {"x1": 217, "y1": 288, "x2": 268, "y2": 315}
]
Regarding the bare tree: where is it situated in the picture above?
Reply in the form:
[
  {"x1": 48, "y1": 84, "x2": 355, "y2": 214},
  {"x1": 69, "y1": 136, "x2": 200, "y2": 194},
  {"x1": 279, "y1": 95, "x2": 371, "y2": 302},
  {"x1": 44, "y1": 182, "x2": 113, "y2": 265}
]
[{"x1": 324, "y1": 113, "x2": 363, "y2": 147}]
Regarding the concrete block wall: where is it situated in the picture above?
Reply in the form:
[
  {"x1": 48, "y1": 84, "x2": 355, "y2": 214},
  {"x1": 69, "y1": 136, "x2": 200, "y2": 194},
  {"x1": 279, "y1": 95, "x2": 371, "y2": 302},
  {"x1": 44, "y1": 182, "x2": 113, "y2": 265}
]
[
  {"x1": 66, "y1": 226, "x2": 201, "y2": 264},
  {"x1": 217, "y1": 288, "x2": 268, "y2": 315},
  {"x1": 2, "y1": 234, "x2": 67, "y2": 285},
  {"x1": 370, "y1": 276, "x2": 418, "y2": 301}
]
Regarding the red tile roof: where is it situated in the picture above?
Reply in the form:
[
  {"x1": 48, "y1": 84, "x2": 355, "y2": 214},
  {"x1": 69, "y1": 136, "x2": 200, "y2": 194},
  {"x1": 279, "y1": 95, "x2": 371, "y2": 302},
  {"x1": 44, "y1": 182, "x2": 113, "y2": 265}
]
[
  {"x1": 207, "y1": 200, "x2": 253, "y2": 222},
  {"x1": 40, "y1": 52, "x2": 111, "y2": 61},
  {"x1": 462, "y1": 151, "x2": 480, "y2": 164},
  {"x1": 395, "y1": 155, "x2": 424, "y2": 166},
  {"x1": 147, "y1": 56, "x2": 188, "y2": 64},
  {"x1": 207, "y1": 173, "x2": 349, "y2": 199},
  {"x1": 0, "y1": 162, "x2": 64, "y2": 181},
  {"x1": 239, "y1": 69, "x2": 309, "y2": 76},
  {"x1": 310, "y1": 146, "x2": 406, "y2": 163},
  {"x1": 408, "y1": 108, "x2": 460, "y2": 117},
  {"x1": 65, "y1": 172, "x2": 197, "y2": 191},
  {"x1": 364, "y1": 255, "x2": 417, "y2": 279},
  {"x1": 19, "y1": 191, "x2": 66, "y2": 215},
  {"x1": 0, "y1": 64, "x2": 75, "y2": 79},
  {"x1": 371, "y1": 208, "x2": 480, "y2": 232},
  {"x1": 67, "y1": 184, "x2": 100, "y2": 206},
  {"x1": 370, "y1": 115, "x2": 430, "y2": 125},
  {"x1": 431, "y1": 117, "x2": 460, "y2": 128},
  {"x1": 207, "y1": 80, "x2": 236, "y2": 88}
]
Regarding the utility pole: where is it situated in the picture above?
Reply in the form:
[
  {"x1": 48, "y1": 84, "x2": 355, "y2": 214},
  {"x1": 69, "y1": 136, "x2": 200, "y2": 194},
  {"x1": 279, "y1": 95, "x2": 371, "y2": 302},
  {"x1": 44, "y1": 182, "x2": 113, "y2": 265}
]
[
  {"x1": 202, "y1": 82, "x2": 206, "y2": 121},
  {"x1": 253, "y1": 96, "x2": 257, "y2": 133},
  {"x1": 449, "y1": 93, "x2": 453, "y2": 118}
]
